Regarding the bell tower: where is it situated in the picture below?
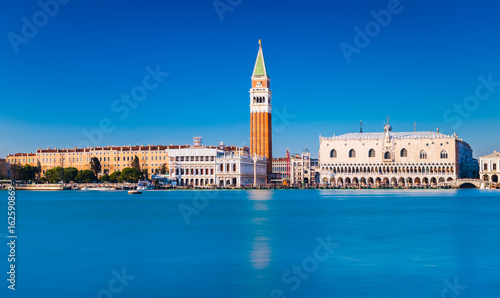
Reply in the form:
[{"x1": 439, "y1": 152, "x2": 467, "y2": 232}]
[{"x1": 250, "y1": 40, "x2": 273, "y2": 174}]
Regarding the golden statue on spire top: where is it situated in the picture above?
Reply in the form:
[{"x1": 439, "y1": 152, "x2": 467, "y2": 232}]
[{"x1": 259, "y1": 39, "x2": 262, "y2": 46}]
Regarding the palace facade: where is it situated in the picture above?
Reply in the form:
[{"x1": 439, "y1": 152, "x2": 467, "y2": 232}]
[
  {"x1": 166, "y1": 138, "x2": 267, "y2": 187},
  {"x1": 479, "y1": 151, "x2": 500, "y2": 184},
  {"x1": 318, "y1": 120, "x2": 478, "y2": 187}
]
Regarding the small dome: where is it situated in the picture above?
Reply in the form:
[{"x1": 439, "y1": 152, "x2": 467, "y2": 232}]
[{"x1": 384, "y1": 116, "x2": 392, "y2": 132}]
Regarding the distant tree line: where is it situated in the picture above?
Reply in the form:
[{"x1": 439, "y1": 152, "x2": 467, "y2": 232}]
[{"x1": 4, "y1": 155, "x2": 151, "y2": 183}]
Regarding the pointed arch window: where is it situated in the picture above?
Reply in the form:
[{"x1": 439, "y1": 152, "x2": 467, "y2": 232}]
[
  {"x1": 330, "y1": 149, "x2": 337, "y2": 158},
  {"x1": 420, "y1": 150, "x2": 427, "y2": 159},
  {"x1": 400, "y1": 148, "x2": 408, "y2": 157},
  {"x1": 368, "y1": 149, "x2": 375, "y2": 158},
  {"x1": 349, "y1": 149, "x2": 356, "y2": 158},
  {"x1": 440, "y1": 150, "x2": 448, "y2": 159},
  {"x1": 384, "y1": 151, "x2": 391, "y2": 159}
]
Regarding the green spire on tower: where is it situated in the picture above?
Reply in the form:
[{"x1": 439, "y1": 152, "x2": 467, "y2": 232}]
[{"x1": 252, "y1": 40, "x2": 268, "y2": 77}]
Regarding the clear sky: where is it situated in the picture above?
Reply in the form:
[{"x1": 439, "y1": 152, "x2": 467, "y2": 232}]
[{"x1": 1, "y1": 0, "x2": 499, "y2": 158}]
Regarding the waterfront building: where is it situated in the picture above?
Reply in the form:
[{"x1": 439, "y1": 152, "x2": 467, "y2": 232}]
[
  {"x1": 250, "y1": 40, "x2": 273, "y2": 174},
  {"x1": 5, "y1": 137, "x2": 267, "y2": 186},
  {"x1": 272, "y1": 149, "x2": 319, "y2": 186},
  {"x1": 479, "y1": 151, "x2": 500, "y2": 184},
  {"x1": 166, "y1": 138, "x2": 267, "y2": 187},
  {"x1": 318, "y1": 119, "x2": 478, "y2": 187},
  {"x1": 6, "y1": 145, "x2": 174, "y2": 176}
]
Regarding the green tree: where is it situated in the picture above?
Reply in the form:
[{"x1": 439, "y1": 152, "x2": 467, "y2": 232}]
[
  {"x1": 63, "y1": 167, "x2": 78, "y2": 183},
  {"x1": 76, "y1": 170, "x2": 96, "y2": 183},
  {"x1": 120, "y1": 167, "x2": 142, "y2": 183},
  {"x1": 131, "y1": 155, "x2": 140, "y2": 171},
  {"x1": 159, "y1": 163, "x2": 168, "y2": 175},
  {"x1": 109, "y1": 170, "x2": 121, "y2": 182},
  {"x1": 0, "y1": 159, "x2": 6, "y2": 180},
  {"x1": 22, "y1": 165, "x2": 37, "y2": 181},
  {"x1": 45, "y1": 167, "x2": 64, "y2": 183},
  {"x1": 8, "y1": 164, "x2": 20, "y2": 180},
  {"x1": 90, "y1": 157, "x2": 101, "y2": 177},
  {"x1": 35, "y1": 160, "x2": 42, "y2": 180},
  {"x1": 99, "y1": 174, "x2": 110, "y2": 183},
  {"x1": 10, "y1": 164, "x2": 36, "y2": 181}
]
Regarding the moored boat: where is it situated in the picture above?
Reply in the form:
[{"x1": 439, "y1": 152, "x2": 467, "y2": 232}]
[
  {"x1": 14, "y1": 184, "x2": 66, "y2": 191},
  {"x1": 80, "y1": 187, "x2": 116, "y2": 191}
]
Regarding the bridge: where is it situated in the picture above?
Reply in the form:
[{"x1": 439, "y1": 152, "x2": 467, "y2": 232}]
[
  {"x1": 453, "y1": 179, "x2": 481, "y2": 188},
  {"x1": 453, "y1": 179, "x2": 498, "y2": 189}
]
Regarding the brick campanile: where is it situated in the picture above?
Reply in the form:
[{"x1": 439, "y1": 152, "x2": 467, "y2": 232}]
[{"x1": 250, "y1": 40, "x2": 273, "y2": 174}]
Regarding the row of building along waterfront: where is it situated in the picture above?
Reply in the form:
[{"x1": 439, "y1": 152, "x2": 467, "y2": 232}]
[{"x1": 3, "y1": 40, "x2": 498, "y2": 188}]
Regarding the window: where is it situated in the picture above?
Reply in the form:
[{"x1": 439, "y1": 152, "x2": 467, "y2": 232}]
[
  {"x1": 400, "y1": 148, "x2": 408, "y2": 157},
  {"x1": 494, "y1": 164, "x2": 497, "y2": 171},
  {"x1": 384, "y1": 152, "x2": 391, "y2": 159},
  {"x1": 484, "y1": 164, "x2": 488, "y2": 171},
  {"x1": 330, "y1": 149, "x2": 337, "y2": 158},
  {"x1": 440, "y1": 150, "x2": 448, "y2": 159},
  {"x1": 349, "y1": 149, "x2": 356, "y2": 158},
  {"x1": 420, "y1": 150, "x2": 427, "y2": 159},
  {"x1": 368, "y1": 149, "x2": 375, "y2": 158}
]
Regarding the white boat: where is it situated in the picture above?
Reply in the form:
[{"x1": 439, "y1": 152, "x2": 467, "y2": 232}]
[
  {"x1": 15, "y1": 184, "x2": 65, "y2": 191},
  {"x1": 137, "y1": 181, "x2": 154, "y2": 190},
  {"x1": 128, "y1": 190, "x2": 142, "y2": 194},
  {"x1": 81, "y1": 187, "x2": 116, "y2": 191}
]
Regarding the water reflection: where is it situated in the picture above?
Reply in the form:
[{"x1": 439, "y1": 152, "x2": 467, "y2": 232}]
[
  {"x1": 249, "y1": 236, "x2": 272, "y2": 270},
  {"x1": 248, "y1": 189, "x2": 273, "y2": 201},
  {"x1": 248, "y1": 190, "x2": 273, "y2": 271}
]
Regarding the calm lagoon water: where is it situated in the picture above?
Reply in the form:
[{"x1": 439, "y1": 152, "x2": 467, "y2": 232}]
[{"x1": 1, "y1": 189, "x2": 500, "y2": 298}]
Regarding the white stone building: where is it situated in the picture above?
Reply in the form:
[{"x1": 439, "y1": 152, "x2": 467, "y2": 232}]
[
  {"x1": 167, "y1": 139, "x2": 267, "y2": 187},
  {"x1": 318, "y1": 120, "x2": 477, "y2": 187},
  {"x1": 479, "y1": 151, "x2": 500, "y2": 184},
  {"x1": 272, "y1": 149, "x2": 319, "y2": 186}
]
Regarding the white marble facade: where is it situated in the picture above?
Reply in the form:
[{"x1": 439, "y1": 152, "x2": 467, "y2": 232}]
[{"x1": 318, "y1": 122, "x2": 476, "y2": 187}]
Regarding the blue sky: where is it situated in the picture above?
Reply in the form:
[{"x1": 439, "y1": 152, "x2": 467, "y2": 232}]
[{"x1": 1, "y1": 0, "x2": 499, "y2": 158}]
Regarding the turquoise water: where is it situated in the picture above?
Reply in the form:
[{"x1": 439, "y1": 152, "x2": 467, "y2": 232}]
[{"x1": 1, "y1": 189, "x2": 500, "y2": 297}]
